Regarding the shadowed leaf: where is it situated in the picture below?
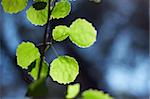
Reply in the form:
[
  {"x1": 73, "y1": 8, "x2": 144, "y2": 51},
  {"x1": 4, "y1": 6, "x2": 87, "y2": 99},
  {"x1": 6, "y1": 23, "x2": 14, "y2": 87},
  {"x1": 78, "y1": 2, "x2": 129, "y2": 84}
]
[{"x1": 33, "y1": 2, "x2": 47, "y2": 10}]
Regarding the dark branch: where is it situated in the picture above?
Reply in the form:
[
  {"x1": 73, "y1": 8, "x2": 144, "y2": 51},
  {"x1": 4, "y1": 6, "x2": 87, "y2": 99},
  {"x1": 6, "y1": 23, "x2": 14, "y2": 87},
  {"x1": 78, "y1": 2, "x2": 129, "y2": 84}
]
[
  {"x1": 38, "y1": 0, "x2": 51, "y2": 79},
  {"x1": 36, "y1": 42, "x2": 52, "y2": 47}
]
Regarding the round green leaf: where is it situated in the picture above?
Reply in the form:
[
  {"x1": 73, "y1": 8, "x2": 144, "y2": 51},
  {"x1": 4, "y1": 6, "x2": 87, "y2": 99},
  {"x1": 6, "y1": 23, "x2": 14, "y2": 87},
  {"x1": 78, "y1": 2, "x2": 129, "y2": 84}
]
[
  {"x1": 52, "y1": 25, "x2": 70, "y2": 41},
  {"x1": 26, "y1": 5, "x2": 48, "y2": 25},
  {"x1": 29, "y1": 59, "x2": 49, "y2": 80},
  {"x1": 49, "y1": 56, "x2": 79, "y2": 84},
  {"x1": 1, "y1": 0, "x2": 28, "y2": 14},
  {"x1": 69, "y1": 18, "x2": 97, "y2": 48},
  {"x1": 16, "y1": 42, "x2": 40, "y2": 69},
  {"x1": 66, "y1": 83, "x2": 80, "y2": 99},
  {"x1": 82, "y1": 89, "x2": 113, "y2": 99},
  {"x1": 51, "y1": 0, "x2": 71, "y2": 19}
]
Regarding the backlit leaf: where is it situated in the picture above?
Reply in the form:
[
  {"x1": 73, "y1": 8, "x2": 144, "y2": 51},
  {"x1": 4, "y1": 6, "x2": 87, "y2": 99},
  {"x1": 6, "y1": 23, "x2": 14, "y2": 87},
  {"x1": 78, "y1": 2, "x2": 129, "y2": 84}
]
[
  {"x1": 82, "y1": 89, "x2": 113, "y2": 99},
  {"x1": 16, "y1": 42, "x2": 40, "y2": 69},
  {"x1": 26, "y1": 5, "x2": 48, "y2": 25},
  {"x1": 49, "y1": 56, "x2": 79, "y2": 84},
  {"x1": 52, "y1": 25, "x2": 70, "y2": 41},
  {"x1": 51, "y1": 0, "x2": 71, "y2": 19},
  {"x1": 66, "y1": 83, "x2": 80, "y2": 99},
  {"x1": 69, "y1": 18, "x2": 97, "y2": 48},
  {"x1": 1, "y1": 0, "x2": 28, "y2": 14}
]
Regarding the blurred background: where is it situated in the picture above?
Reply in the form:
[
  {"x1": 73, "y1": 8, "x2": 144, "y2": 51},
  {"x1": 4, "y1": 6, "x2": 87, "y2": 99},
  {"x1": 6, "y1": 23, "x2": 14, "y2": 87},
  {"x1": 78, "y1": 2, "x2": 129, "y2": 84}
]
[{"x1": 0, "y1": 0, "x2": 149, "y2": 99}]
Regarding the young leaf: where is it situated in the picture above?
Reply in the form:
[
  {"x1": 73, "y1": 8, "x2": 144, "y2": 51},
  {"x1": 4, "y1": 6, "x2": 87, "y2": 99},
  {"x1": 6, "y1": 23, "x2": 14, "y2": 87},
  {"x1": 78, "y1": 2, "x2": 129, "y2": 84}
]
[
  {"x1": 51, "y1": 0, "x2": 71, "y2": 19},
  {"x1": 16, "y1": 42, "x2": 40, "y2": 69},
  {"x1": 82, "y1": 89, "x2": 113, "y2": 99},
  {"x1": 52, "y1": 25, "x2": 70, "y2": 41},
  {"x1": 26, "y1": 5, "x2": 48, "y2": 25},
  {"x1": 1, "y1": 0, "x2": 28, "y2": 14},
  {"x1": 66, "y1": 83, "x2": 80, "y2": 99},
  {"x1": 29, "y1": 59, "x2": 49, "y2": 80},
  {"x1": 33, "y1": 2, "x2": 47, "y2": 10},
  {"x1": 49, "y1": 56, "x2": 79, "y2": 84},
  {"x1": 26, "y1": 78, "x2": 48, "y2": 97},
  {"x1": 69, "y1": 18, "x2": 97, "y2": 48}
]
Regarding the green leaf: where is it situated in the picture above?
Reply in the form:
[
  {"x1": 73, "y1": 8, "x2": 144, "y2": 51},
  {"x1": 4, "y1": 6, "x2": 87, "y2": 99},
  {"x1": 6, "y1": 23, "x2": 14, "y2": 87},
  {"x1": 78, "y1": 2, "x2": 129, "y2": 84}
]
[
  {"x1": 33, "y1": 2, "x2": 47, "y2": 10},
  {"x1": 82, "y1": 89, "x2": 113, "y2": 99},
  {"x1": 51, "y1": 0, "x2": 71, "y2": 19},
  {"x1": 29, "y1": 59, "x2": 49, "y2": 80},
  {"x1": 26, "y1": 5, "x2": 48, "y2": 25},
  {"x1": 26, "y1": 78, "x2": 48, "y2": 97},
  {"x1": 52, "y1": 25, "x2": 70, "y2": 41},
  {"x1": 49, "y1": 56, "x2": 79, "y2": 84},
  {"x1": 66, "y1": 83, "x2": 80, "y2": 99},
  {"x1": 16, "y1": 42, "x2": 40, "y2": 69},
  {"x1": 69, "y1": 18, "x2": 97, "y2": 48},
  {"x1": 1, "y1": 0, "x2": 28, "y2": 14}
]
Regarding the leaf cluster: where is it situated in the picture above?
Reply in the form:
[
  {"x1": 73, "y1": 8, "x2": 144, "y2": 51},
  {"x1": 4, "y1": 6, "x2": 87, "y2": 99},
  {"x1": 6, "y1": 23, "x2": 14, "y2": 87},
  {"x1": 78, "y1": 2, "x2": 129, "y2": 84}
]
[{"x1": 1, "y1": 0, "x2": 112, "y2": 98}]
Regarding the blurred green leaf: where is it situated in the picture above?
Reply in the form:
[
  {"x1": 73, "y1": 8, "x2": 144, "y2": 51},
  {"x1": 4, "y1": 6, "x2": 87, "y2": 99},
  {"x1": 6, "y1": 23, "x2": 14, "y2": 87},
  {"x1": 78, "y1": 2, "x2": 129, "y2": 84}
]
[
  {"x1": 66, "y1": 83, "x2": 80, "y2": 99},
  {"x1": 1, "y1": 0, "x2": 28, "y2": 14},
  {"x1": 26, "y1": 78, "x2": 48, "y2": 97}
]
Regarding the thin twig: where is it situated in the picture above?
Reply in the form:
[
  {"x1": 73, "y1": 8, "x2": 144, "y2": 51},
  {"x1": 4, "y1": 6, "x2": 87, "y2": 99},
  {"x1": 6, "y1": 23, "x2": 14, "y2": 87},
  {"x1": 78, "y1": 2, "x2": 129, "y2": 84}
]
[
  {"x1": 36, "y1": 42, "x2": 52, "y2": 47},
  {"x1": 51, "y1": 44, "x2": 59, "y2": 57}
]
